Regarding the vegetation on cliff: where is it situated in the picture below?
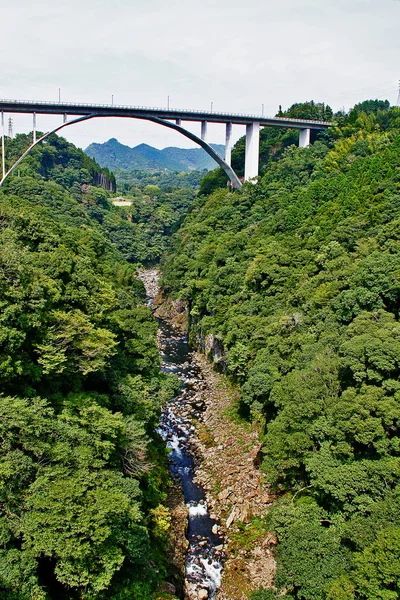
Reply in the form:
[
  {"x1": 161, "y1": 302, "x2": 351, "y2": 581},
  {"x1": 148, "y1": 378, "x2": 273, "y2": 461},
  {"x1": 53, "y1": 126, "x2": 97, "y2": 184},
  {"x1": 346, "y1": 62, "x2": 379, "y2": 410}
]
[
  {"x1": 0, "y1": 135, "x2": 181, "y2": 599},
  {"x1": 161, "y1": 100, "x2": 400, "y2": 599}
]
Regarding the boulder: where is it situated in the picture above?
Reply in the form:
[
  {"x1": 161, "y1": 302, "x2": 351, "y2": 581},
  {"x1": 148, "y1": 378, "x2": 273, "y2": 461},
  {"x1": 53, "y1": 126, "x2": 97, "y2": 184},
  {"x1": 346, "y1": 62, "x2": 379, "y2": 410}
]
[
  {"x1": 226, "y1": 507, "x2": 237, "y2": 528},
  {"x1": 217, "y1": 488, "x2": 230, "y2": 501}
]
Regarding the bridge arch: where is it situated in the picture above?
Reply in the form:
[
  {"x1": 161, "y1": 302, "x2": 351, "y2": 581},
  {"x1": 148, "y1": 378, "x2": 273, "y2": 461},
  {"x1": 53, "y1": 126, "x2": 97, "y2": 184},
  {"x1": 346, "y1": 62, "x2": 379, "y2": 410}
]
[
  {"x1": 0, "y1": 113, "x2": 243, "y2": 190},
  {"x1": 0, "y1": 115, "x2": 95, "y2": 187}
]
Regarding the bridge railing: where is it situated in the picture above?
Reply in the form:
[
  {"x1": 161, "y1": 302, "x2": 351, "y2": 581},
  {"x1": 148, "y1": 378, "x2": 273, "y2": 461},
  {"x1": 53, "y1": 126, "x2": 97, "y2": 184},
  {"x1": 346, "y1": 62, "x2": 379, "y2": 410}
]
[{"x1": 0, "y1": 99, "x2": 332, "y2": 126}]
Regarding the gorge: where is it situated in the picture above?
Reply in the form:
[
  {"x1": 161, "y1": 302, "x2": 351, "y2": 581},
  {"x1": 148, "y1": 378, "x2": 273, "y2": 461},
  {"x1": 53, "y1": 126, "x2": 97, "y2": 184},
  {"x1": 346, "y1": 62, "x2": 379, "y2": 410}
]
[{"x1": 0, "y1": 98, "x2": 400, "y2": 600}]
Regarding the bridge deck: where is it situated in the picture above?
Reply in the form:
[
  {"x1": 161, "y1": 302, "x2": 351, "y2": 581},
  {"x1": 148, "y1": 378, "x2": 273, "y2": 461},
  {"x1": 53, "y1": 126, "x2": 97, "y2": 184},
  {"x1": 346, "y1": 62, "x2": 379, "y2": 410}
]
[{"x1": 0, "y1": 99, "x2": 332, "y2": 130}]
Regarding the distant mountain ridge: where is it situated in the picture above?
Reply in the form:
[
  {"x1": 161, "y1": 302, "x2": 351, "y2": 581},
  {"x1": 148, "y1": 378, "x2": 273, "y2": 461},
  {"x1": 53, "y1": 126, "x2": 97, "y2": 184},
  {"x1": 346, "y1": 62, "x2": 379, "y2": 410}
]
[{"x1": 84, "y1": 138, "x2": 225, "y2": 172}]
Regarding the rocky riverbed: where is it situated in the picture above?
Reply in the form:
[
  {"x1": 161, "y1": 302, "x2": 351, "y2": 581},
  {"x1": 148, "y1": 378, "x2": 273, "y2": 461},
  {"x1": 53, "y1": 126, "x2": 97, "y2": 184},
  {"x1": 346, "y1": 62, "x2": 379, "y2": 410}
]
[{"x1": 139, "y1": 268, "x2": 276, "y2": 600}]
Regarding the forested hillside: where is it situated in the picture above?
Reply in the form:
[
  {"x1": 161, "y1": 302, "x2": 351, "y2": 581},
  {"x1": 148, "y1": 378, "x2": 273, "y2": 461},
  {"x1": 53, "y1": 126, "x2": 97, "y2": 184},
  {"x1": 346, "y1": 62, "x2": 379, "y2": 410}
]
[
  {"x1": 115, "y1": 169, "x2": 206, "y2": 193},
  {"x1": 2, "y1": 100, "x2": 399, "y2": 600},
  {"x1": 3, "y1": 133, "x2": 195, "y2": 264},
  {"x1": 161, "y1": 100, "x2": 400, "y2": 599},
  {"x1": 0, "y1": 136, "x2": 183, "y2": 599}
]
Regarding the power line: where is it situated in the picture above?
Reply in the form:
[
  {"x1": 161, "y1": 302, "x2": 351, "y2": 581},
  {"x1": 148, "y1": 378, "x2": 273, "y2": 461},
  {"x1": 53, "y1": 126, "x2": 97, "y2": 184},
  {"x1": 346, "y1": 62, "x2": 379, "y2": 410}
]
[{"x1": 323, "y1": 85, "x2": 397, "y2": 104}]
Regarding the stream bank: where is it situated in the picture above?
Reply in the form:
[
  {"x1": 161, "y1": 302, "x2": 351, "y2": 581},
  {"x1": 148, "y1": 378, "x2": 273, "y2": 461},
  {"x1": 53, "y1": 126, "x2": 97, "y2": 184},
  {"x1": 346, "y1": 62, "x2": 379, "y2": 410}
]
[
  {"x1": 185, "y1": 354, "x2": 277, "y2": 600},
  {"x1": 140, "y1": 269, "x2": 276, "y2": 600}
]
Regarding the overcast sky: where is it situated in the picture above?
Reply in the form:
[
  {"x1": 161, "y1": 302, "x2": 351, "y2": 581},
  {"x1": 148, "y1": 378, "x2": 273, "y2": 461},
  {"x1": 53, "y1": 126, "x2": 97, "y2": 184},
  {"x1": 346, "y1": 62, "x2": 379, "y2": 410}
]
[{"x1": 1, "y1": 0, "x2": 399, "y2": 150}]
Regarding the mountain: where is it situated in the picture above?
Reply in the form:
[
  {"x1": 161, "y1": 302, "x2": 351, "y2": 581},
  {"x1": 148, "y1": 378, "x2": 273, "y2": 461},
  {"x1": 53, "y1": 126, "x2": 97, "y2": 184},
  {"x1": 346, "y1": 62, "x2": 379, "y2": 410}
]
[{"x1": 84, "y1": 138, "x2": 225, "y2": 172}]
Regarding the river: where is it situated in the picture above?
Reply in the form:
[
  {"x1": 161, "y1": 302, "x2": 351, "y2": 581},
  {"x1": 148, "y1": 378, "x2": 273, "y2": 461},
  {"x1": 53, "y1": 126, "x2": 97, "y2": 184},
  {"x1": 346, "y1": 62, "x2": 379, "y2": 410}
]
[{"x1": 140, "y1": 270, "x2": 225, "y2": 600}]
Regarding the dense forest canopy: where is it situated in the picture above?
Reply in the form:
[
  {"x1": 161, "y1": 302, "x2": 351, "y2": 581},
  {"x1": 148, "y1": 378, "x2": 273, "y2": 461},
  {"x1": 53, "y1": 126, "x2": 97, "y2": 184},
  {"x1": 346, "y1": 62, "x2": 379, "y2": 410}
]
[
  {"x1": 115, "y1": 168, "x2": 207, "y2": 193},
  {"x1": 2, "y1": 133, "x2": 195, "y2": 264},
  {"x1": 161, "y1": 100, "x2": 400, "y2": 599},
  {"x1": 0, "y1": 135, "x2": 184, "y2": 599}
]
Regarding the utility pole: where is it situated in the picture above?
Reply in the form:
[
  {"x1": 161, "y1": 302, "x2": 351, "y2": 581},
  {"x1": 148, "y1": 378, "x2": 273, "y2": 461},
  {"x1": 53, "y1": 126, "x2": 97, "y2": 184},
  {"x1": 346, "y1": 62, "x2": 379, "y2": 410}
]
[
  {"x1": 167, "y1": 95, "x2": 170, "y2": 110},
  {"x1": 111, "y1": 94, "x2": 114, "y2": 106},
  {"x1": 1, "y1": 112, "x2": 5, "y2": 180},
  {"x1": 210, "y1": 101, "x2": 213, "y2": 113},
  {"x1": 58, "y1": 88, "x2": 61, "y2": 103},
  {"x1": 261, "y1": 103, "x2": 264, "y2": 116}
]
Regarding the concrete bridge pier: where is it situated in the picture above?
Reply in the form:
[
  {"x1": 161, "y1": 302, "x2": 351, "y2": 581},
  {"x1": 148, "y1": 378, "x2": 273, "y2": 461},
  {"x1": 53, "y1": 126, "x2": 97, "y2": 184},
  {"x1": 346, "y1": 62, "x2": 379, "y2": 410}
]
[
  {"x1": 201, "y1": 120, "x2": 208, "y2": 142},
  {"x1": 299, "y1": 127, "x2": 311, "y2": 147},
  {"x1": 225, "y1": 122, "x2": 232, "y2": 166},
  {"x1": 244, "y1": 121, "x2": 260, "y2": 182},
  {"x1": 0, "y1": 98, "x2": 332, "y2": 191},
  {"x1": 33, "y1": 113, "x2": 37, "y2": 143}
]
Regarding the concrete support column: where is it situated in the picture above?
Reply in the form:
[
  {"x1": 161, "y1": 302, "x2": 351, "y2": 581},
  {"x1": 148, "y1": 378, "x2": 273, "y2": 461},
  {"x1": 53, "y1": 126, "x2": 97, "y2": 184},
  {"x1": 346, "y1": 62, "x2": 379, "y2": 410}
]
[
  {"x1": 176, "y1": 118, "x2": 181, "y2": 126},
  {"x1": 201, "y1": 120, "x2": 207, "y2": 142},
  {"x1": 33, "y1": 113, "x2": 37, "y2": 144},
  {"x1": 225, "y1": 122, "x2": 232, "y2": 166},
  {"x1": 63, "y1": 113, "x2": 68, "y2": 123},
  {"x1": 244, "y1": 121, "x2": 260, "y2": 182},
  {"x1": 299, "y1": 128, "x2": 311, "y2": 147},
  {"x1": 1, "y1": 112, "x2": 5, "y2": 180}
]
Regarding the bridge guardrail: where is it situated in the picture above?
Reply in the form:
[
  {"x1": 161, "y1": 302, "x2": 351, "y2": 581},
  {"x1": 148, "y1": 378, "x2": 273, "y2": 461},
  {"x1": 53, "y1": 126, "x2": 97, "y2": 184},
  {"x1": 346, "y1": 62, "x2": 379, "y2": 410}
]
[{"x1": 0, "y1": 99, "x2": 332, "y2": 126}]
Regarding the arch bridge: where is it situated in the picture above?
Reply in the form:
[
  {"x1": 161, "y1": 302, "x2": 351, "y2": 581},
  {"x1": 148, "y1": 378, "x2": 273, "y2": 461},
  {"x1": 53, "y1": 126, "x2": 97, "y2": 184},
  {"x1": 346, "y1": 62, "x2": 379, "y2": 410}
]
[{"x1": 0, "y1": 99, "x2": 332, "y2": 190}]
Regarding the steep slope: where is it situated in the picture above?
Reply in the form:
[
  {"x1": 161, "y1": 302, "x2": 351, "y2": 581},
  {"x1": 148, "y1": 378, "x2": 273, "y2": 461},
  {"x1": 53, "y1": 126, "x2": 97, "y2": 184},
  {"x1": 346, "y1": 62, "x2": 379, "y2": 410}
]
[
  {"x1": 161, "y1": 101, "x2": 400, "y2": 600},
  {"x1": 0, "y1": 134, "x2": 183, "y2": 600},
  {"x1": 85, "y1": 137, "x2": 225, "y2": 172}
]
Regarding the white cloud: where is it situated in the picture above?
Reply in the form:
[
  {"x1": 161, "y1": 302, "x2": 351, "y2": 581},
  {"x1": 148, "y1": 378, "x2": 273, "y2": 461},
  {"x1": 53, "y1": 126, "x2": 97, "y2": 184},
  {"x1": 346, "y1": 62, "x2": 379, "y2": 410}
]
[{"x1": 1, "y1": 0, "x2": 399, "y2": 150}]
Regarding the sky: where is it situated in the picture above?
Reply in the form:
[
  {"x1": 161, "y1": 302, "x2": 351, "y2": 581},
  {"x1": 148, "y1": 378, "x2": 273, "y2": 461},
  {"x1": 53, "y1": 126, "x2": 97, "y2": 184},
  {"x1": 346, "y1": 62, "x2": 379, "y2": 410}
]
[{"x1": 1, "y1": 0, "x2": 399, "y2": 151}]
